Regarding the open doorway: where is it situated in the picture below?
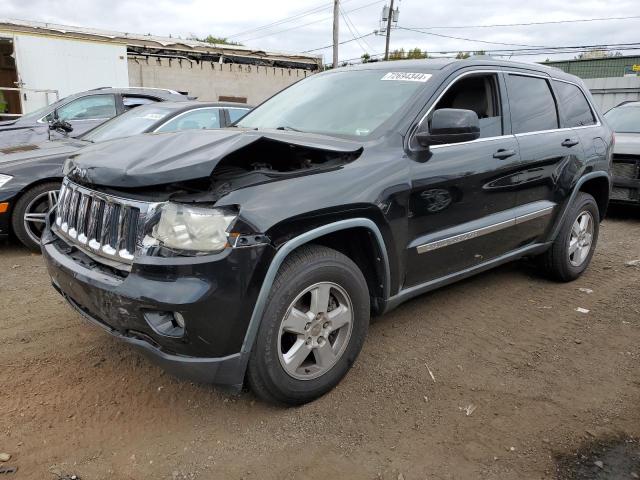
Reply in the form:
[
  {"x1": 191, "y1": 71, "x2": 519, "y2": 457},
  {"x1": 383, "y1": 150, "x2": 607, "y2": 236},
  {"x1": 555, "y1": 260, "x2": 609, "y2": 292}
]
[{"x1": 0, "y1": 38, "x2": 22, "y2": 118}]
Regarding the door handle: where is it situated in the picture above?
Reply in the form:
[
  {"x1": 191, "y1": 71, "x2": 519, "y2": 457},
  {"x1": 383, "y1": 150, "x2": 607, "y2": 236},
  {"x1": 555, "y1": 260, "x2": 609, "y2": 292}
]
[
  {"x1": 561, "y1": 139, "x2": 580, "y2": 147},
  {"x1": 493, "y1": 149, "x2": 516, "y2": 160}
]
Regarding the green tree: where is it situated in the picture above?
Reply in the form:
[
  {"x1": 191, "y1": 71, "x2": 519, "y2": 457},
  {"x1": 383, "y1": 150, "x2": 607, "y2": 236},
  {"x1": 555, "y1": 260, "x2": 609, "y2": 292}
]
[
  {"x1": 361, "y1": 53, "x2": 371, "y2": 63},
  {"x1": 406, "y1": 48, "x2": 428, "y2": 59},
  {"x1": 389, "y1": 48, "x2": 406, "y2": 60},
  {"x1": 456, "y1": 51, "x2": 470, "y2": 59}
]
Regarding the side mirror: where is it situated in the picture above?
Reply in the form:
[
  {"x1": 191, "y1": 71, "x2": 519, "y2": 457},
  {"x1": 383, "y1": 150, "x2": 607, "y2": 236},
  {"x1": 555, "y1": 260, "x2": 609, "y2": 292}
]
[
  {"x1": 416, "y1": 108, "x2": 480, "y2": 147},
  {"x1": 49, "y1": 118, "x2": 74, "y2": 134}
]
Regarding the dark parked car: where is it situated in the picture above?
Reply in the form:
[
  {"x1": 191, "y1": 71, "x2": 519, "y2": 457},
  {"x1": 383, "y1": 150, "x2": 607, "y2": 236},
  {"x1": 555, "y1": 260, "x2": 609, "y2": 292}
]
[
  {"x1": 603, "y1": 101, "x2": 640, "y2": 204},
  {"x1": 0, "y1": 101, "x2": 251, "y2": 250},
  {"x1": 42, "y1": 59, "x2": 612, "y2": 405},
  {"x1": 0, "y1": 87, "x2": 191, "y2": 147}
]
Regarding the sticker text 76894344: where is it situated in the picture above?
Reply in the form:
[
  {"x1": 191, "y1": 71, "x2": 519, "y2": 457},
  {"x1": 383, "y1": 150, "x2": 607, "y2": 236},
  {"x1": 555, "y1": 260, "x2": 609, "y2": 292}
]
[{"x1": 381, "y1": 72, "x2": 432, "y2": 82}]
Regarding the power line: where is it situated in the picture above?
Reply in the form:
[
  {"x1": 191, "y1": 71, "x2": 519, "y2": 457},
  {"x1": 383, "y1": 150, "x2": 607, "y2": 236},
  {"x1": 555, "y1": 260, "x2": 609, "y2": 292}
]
[
  {"x1": 226, "y1": 0, "x2": 357, "y2": 40},
  {"x1": 331, "y1": 42, "x2": 640, "y2": 64},
  {"x1": 332, "y1": 42, "x2": 640, "y2": 63},
  {"x1": 307, "y1": 24, "x2": 552, "y2": 57},
  {"x1": 340, "y1": 4, "x2": 374, "y2": 51},
  {"x1": 340, "y1": 5, "x2": 367, "y2": 53},
  {"x1": 303, "y1": 31, "x2": 376, "y2": 53},
  {"x1": 236, "y1": 0, "x2": 385, "y2": 43},
  {"x1": 397, "y1": 26, "x2": 548, "y2": 49},
  {"x1": 403, "y1": 15, "x2": 640, "y2": 31}
]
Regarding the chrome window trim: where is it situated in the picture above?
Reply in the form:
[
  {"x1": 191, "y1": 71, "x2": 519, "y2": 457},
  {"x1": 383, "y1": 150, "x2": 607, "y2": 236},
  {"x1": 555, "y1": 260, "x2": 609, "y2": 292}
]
[
  {"x1": 415, "y1": 205, "x2": 554, "y2": 254},
  {"x1": 152, "y1": 107, "x2": 223, "y2": 132},
  {"x1": 412, "y1": 69, "x2": 602, "y2": 149},
  {"x1": 429, "y1": 133, "x2": 516, "y2": 150}
]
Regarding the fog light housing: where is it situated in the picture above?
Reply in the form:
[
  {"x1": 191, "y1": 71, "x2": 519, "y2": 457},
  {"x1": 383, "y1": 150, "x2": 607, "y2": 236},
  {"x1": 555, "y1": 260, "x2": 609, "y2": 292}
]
[
  {"x1": 173, "y1": 312, "x2": 186, "y2": 329},
  {"x1": 144, "y1": 311, "x2": 185, "y2": 338}
]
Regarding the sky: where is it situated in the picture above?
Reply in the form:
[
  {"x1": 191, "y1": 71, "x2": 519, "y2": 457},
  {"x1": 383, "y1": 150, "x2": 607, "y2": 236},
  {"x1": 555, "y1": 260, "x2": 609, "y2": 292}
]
[{"x1": 3, "y1": 0, "x2": 640, "y2": 64}]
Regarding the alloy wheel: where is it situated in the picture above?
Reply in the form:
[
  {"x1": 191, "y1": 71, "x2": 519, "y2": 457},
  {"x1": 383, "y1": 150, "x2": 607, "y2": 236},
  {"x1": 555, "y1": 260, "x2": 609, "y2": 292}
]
[
  {"x1": 278, "y1": 282, "x2": 354, "y2": 380},
  {"x1": 568, "y1": 210, "x2": 594, "y2": 267},
  {"x1": 23, "y1": 189, "x2": 58, "y2": 245}
]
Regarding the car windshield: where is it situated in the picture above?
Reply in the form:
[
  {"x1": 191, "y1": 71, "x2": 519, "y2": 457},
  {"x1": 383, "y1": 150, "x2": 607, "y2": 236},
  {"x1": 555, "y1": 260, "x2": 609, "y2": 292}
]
[
  {"x1": 604, "y1": 105, "x2": 640, "y2": 134},
  {"x1": 237, "y1": 69, "x2": 430, "y2": 137},
  {"x1": 82, "y1": 104, "x2": 175, "y2": 143},
  {"x1": 18, "y1": 97, "x2": 68, "y2": 122}
]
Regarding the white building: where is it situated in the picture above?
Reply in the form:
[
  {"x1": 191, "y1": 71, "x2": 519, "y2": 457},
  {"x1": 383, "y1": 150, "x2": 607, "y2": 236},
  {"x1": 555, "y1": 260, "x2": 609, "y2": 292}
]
[{"x1": 0, "y1": 19, "x2": 322, "y2": 115}]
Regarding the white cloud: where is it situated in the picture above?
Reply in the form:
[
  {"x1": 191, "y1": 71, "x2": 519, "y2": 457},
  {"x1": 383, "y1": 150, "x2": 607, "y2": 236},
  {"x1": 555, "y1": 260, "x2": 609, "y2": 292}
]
[{"x1": 3, "y1": 0, "x2": 640, "y2": 63}]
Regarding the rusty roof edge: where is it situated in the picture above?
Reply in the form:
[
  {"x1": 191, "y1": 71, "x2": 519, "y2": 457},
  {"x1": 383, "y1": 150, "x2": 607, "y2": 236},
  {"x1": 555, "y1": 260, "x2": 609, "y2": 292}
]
[{"x1": 0, "y1": 18, "x2": 322, "y2": 64}]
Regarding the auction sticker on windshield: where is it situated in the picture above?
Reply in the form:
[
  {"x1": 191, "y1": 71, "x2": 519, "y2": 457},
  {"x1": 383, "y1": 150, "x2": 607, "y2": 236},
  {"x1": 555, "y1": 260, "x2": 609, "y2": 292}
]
[{"x1": 381, "y1": 72, "x2": 432, "y2": 82}]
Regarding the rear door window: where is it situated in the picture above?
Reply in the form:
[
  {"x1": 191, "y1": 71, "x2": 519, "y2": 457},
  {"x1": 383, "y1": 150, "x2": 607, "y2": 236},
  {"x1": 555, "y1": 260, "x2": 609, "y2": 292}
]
[
  {"x1": 552, "y1": 81, "x2": 596, "y2": 127},
  {"x1": 506, "y1": 75, "x2": 559, "y2": 134}
]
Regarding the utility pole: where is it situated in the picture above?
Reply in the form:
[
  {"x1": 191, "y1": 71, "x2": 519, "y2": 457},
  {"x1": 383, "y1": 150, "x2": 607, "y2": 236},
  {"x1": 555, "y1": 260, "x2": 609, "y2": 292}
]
[
  {"x1": 333, "y1": 0, "x2": 339, "y2": 68},
  {"x1": 384, "y1": 0, "x2": 395, "y2": 61}
]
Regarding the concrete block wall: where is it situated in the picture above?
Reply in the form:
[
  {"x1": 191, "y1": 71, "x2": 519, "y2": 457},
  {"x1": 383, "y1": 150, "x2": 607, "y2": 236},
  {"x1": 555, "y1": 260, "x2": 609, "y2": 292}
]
[
  {"x1": 128, "y1": 56, "x2": 313, "y2": 105},
  {"x1": 584, "y1": 76, "x2": 640, "y2": 112}
]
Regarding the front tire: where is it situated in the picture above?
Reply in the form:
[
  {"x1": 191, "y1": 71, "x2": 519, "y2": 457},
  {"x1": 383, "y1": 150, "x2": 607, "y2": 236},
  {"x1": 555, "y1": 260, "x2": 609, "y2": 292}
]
[
  {"x1": 247, "y1": 245, "x2": 370, "y2": 405},
  {"x1": 12, "y1": 182, "x2": 61, "y2": 252},
  {"x1": 537, "y1": 192, "x2": 599, "y2": 282}
]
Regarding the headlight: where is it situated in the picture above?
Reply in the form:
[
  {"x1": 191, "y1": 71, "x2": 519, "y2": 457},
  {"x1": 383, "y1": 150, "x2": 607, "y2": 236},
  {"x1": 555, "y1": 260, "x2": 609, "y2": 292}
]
[
  {"x1": 152, "y1": 203, "x2": 237, "y2": 252},
  {"x1": 0, "y1": 174, "x2": 13, "y2": 189}
]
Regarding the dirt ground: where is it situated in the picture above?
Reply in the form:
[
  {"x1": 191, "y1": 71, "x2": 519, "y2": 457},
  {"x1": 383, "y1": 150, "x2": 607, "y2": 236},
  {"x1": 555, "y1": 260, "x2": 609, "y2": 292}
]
[{"x1": 1, "y1": 208, "x2": 639, "y2": 480}]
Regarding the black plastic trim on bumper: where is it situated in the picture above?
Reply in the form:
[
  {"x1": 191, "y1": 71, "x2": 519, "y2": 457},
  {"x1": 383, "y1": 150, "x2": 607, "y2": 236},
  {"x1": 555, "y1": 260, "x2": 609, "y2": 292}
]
[{"x1": 53, "y1": 282, "x2": 246, "y2": 390}]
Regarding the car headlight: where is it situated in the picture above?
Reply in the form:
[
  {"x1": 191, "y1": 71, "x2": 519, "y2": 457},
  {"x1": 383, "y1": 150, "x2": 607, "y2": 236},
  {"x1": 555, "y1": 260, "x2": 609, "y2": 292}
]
[
  {"x1": 0, "y1": 174, "x2": 13, "y2": 189},
  {"x1": 152, "y1": 203, "x2": 237, "y2": 252}
]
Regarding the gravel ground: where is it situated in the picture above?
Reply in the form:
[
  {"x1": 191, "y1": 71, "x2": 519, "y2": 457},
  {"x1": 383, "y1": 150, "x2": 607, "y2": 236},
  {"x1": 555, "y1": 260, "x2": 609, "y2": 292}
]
[{"x1": 1, "y1": 208, "x2": 639, "y2": 480}]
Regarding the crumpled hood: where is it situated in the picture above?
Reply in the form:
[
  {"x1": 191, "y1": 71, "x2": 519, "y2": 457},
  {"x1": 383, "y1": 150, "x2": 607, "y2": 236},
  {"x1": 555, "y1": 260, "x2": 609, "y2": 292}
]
[
  {"x1": 66, "y1": 128, "x2": 364, "y2": 188},
  {"x1": 0, "y1": 138, "x2": 86, "y2": 170},
  {"x1": 613, "y1": 132, "x2": 640, "y2": 156}
]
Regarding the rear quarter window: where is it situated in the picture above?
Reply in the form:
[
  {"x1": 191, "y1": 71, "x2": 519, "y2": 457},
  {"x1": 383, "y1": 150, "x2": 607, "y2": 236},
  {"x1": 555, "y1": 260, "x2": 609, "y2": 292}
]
[
  {"x1": 506, "y1": 74, "x2": 559, "y2": 134},
  {"x1": 552, "y1": 80, "x2": 596, "y2": 128}
]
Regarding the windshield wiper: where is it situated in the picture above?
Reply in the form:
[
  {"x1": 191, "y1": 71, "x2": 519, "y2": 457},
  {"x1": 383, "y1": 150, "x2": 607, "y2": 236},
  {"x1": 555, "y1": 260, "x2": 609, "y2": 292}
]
[{"x1": 276, "y1": 126, "x2": 304, "y2": 132}]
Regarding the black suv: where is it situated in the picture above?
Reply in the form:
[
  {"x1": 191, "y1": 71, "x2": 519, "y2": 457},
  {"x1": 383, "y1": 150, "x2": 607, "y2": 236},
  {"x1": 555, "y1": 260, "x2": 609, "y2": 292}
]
[{"x1": 42, "y1": 59, "x2": 613, "y2": 405}]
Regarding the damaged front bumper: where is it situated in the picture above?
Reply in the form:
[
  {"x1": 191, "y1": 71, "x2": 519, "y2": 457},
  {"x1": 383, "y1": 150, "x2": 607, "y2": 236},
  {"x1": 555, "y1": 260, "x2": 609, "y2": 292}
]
[{"x1": 41, "y1": 221, "x2": 274, "y2": 390}]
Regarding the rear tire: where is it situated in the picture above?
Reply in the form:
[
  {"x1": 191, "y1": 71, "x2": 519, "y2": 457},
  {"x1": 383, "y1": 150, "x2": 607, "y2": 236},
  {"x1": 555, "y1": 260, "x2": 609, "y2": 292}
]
[
  {"x1": 247, "y1": 245, "x2": 370, "y2": 405},
  {"x1": 12, "y1": 182, "x2": 61, "y2": 252},
  {"x1": 537, "y1": 192, "x2": 599, "y2": 282}
]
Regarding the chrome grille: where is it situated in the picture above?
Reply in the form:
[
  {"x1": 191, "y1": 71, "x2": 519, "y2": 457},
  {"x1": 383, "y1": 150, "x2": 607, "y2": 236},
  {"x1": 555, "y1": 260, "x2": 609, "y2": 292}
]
[
  {"x1": 54, "y1": 179, "x2": 149, "y2": 265},
  {"x1": 612, "y1": 156, "x2": 639, "y2": 180}
]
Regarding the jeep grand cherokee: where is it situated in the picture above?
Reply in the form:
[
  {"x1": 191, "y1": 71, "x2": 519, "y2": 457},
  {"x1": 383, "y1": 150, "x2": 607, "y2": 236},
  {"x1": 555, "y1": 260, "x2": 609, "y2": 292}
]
[{"x1": 42, "y1": 59, "x2": 613, "y2": 405}]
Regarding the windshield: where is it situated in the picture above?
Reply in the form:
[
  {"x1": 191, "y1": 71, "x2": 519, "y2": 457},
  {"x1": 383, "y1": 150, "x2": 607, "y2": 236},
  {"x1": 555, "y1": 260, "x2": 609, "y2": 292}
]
[
  {"x1": 604, "y1": 105, "x2": 640, "y2": 134},
  {"x1": 82, "y1": 105, "x2": 174, "y2": 142},
  {"x1": 237, "y1": 69, "x2": 429, "y2": 137},
  {"x1": 18, "y1": 97, "x2": 67, "y2": 122}
]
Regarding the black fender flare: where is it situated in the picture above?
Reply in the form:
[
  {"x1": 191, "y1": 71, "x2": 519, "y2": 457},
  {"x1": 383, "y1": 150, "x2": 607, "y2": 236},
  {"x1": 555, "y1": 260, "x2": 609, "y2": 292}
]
[
  {"x1": 238, "y1": 218, "x2": 390, "y2": 361},
  {"x1": 548, "y1": 171, "x2": 611, "y2": 242}
]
